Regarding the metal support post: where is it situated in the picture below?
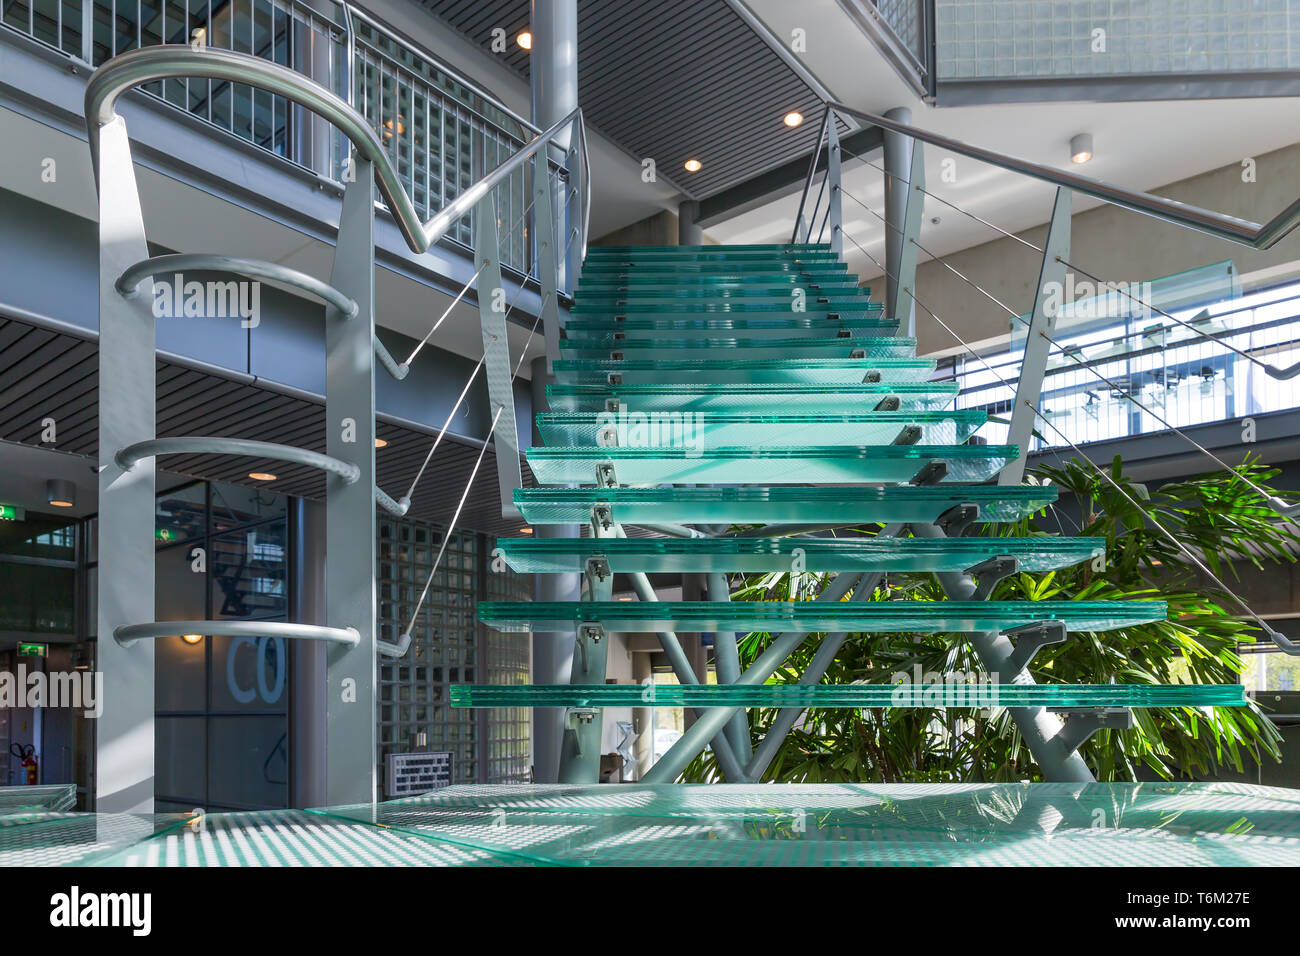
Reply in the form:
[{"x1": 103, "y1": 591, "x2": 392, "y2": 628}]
[
  {"x1": 708, "y1": 572, "x2": 750, "y2": 765},
  {"x1": 95, "y1": 115, "x2": 156, "y2": 814},
  {"x1": 825, "y1": 118, "x2": 842, "y2": 257},
  {"x1": 534, "y1": 158, "x2": 563, "y2": 372},
  {"x1": 883, "y1": 106, "x2": 922, "y2": 334},
  {"x1": 474, "y1": 193, "x2": 524, "y2": 518},
  {"x1": 1000, "y1": 187, "x2": 1072, "y2": 486},
  {"x1": 324, "y1": 153, "x2": 378, "y2": 805}
]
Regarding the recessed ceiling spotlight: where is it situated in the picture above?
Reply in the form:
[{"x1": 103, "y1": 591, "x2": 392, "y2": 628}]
[
  {"x1": 249, "y1": 472, "x2": 278, "y2": 482},
  {"x1": 684, "y1": 158, "x2": 702, "y2": 173},
  {"x1": 516, "y1": 31, "x2": 532, "y2": 50},
  {"x1": 1070, "y1": 132, "x2": 1093, "y2": 165},
  {"x1": 46, "y1": 478, "x2": 75, "y2": 508},
  {"x1": 181, "y1": 634, "x2": 203, "y2": 645},
  {"x1": 783, "y1": 111, "x2": 804, "y2": 128}
]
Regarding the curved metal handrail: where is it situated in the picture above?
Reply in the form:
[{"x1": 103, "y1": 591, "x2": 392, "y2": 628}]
[
  {"x1": 116, "y1": 252, "x2": 410, "y2": 379},
  {"x1": 115, "y1": 436, "x2": 361, "y2": 484},
  {"x1": 796, "y1": 102, "x2": 1300, "y2": 250},
  {"x1": 118, "y1": 253, "x2": 359, "y2": 317},
  {"x1": 84, "y1": 45, "x2": 591, "y2": 260},
  {"x1": 115, "y1": 619, "x2": 360, "y2": 648}
]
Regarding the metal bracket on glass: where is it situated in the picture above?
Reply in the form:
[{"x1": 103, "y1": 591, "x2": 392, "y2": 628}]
[
  {"x1": 934, "y1": 503, "x2": 979, "y2": 537},
  {"x1": 596, "y1": 462, "x2": 618, "y2": 488},
  {"x1": 874, "y1": 395, "x2": 900, "y2": 411},
  {"x1": 1049, "y1": 707, "x2": 1133, "y2": 755},
  {"x1": 591, "y1": 504, "x2": 613, "y2": 532},
  {"x1": 585, "y1": 555, "x2": 611, "y2": 584},
  {"x1": 892, "y1": 425, "x2": 922, "y2": 446},
  {"x1": 910, "y1": 459, "x2": 947, "y2": 486},
  {"x1": 1005, "y1": 619, "x2": 1068, "y2": 674},
  {"x1": 967, "y1": 555, "x2": 1018, "y2": 601},
  {"x1": 563, "y1": 707, "x2": 601, "y2": 757}
]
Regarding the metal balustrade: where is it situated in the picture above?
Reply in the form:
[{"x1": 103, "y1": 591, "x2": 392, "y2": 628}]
[{"x1": 3, "y1": 0, "x2": 568, "y2": 281}]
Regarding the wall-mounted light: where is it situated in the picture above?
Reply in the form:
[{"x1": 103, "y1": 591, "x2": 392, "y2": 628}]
[
  {"x1": 518, "y1": 527, "x2": 534, "y2": 535},
  {"x1": 46, "y1": 478, "x2": 75, "y2": 508},
  {"x1": 683, "y1": 158, "x2": 702, "y2": 173},
  {"x1": 1070, "y1": 133, "x2": 1093, "y2": 165},
  {"x1": 249, "y1": 472, "x2": 277, "y2": 482},
  {"x1": 783, "y1": 111, "x2": 804, "y2": 128},
  {"x1": 181, "y1": 634, "x2": 203, "y2": 645},
  {"x1": 374, "y1": 438, "x2": 389, "y2": 449},
  {"x1": 516, "y1": 31, "x2": 532, "y2": 50}
]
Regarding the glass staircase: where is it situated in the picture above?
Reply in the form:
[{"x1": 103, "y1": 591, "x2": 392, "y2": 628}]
[{"x1": 457, "y1": 242, "x2": 1246, "y2": 779}]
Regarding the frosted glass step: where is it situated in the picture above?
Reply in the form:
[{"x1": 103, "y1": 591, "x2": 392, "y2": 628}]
[
  {"x1": 578, "y1": 276, "x2": 864, "y2": 292},
  {"x1": 451, "y1": 683, "x2": 1241, "y2": 709},
  {"x1": 534, "y1": 410, "x2": 986, "y2": 447},
  {"x1": 514, "y1": 485, "x2": 1058, "y2": 525},
  {"x1": 576, "y1": 288, "x2": 872, "y2": 305},
  {"x1": 579, "y1": 269, "x2": 851, "y2": 285},
  {"x1": 569, "y1": 305, "x2": 885, "y2": 322},
  {"x1": 583, "y1": 261, "x2": 847, "y2": 276},
  {"x1": 496, "y1": 535, "x2": 1105, "y2": 574},
  {"x1": 560, "y1": 336, "x2": 916, "y2": 360},
  {"x1": 478, "y1": 599, "x2": 1167, "y2": 634},
  {"x1": 547, "y1": 383, "x2": 955, "y2": 413},
  {"x1": 552, "y1": 358, "x2": 940, "y2": 386},
  {"x1": 588, "y1": 242, "x2": 831, "y2": 253},
  {"x1": 525, "y1": 444, "x2": 1017, "y2": 485},
  {"x1": 564, "y1": 318, "x2": 893, "y2": 339},
  {"x1": 586, "y1": 244, "x2": 835, "y2": 260}
]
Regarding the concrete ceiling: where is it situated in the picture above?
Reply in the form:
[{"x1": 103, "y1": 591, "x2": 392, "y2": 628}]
[{"x1": 710, "y1": 0, "x2": 1300, "y2": 282}]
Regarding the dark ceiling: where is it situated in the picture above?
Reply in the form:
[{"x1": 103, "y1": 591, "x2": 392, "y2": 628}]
[
  {"x1": 413, "y1": 0, "x2": 825, "y2": 200},
  {"x1": 0, "y1": 316, "x2": 531, "y2": 539}
]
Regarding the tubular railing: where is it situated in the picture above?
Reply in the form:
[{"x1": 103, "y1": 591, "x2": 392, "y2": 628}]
[
  {"x1": 4, "y1": 0, "x2": 570, "y2": 282},
  {"x1": 788, "y1": 99, "x2": 1300, "y2": 658}
]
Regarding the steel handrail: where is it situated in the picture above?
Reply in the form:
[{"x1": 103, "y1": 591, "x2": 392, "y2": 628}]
[
  {"x1": 84, "y1": 45, "x2": 590, "y2": 261},
  {"x1": 794, "y1": 102, "x2": 1300, "y2": 250}
]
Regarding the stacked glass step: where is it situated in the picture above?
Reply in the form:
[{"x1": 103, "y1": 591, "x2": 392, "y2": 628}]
[{"x1": 457, "y1": 243, "x2": 1242, "y2": 730}]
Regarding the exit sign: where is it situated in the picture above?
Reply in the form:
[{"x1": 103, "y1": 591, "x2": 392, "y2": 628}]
[
  {"x1": 0, "y1": 503, "x2": 24, "y2": 521},
  {"x1": 17, "y1": 642, "x2": 47, "y2": 658}
]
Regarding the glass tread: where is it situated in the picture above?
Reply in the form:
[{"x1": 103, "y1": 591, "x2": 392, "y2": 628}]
[
  {"x1": 450, "y1": 683, "x2": 1240, "y2": 709},
  {"x1": 514, "y1": 485, "x2": 1058, "y2": 525},
  {"x1": 560, "y1": 337, "x2": 917, "y2": 360},
  {"x1": 534, "y1": 410, "x2": 986, "y2": 446},
  {"x1": 553, "y1": 359, "x2": 940, "y2": 386},
  {"x1": 566, "y1": 314, "x2": 889, "y2": 329},
  {"x1": 478, "y1": 599, "x2": 1166, "y2": 634},
  {"x1": 495, "y1": 535, "x2": 1104, "y2": 574},
  {"x1": 547, "y1": 382, "x2": 955, "y2": 412},
  {"x1": 525, "y1": 444, "x2": 1017, "y2": 485}
]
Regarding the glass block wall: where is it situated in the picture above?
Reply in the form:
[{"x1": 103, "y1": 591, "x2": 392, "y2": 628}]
[
  {"x1": 376, "y1": 516, "x2": 532, "y2": 792},
  {"x1": 936, "y1": 0, "x2": 1299, "y2": 80}
]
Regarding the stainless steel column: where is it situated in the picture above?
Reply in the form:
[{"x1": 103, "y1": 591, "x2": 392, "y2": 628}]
[
  {"x1": 529, "y1": 357, "x2": 579, "y2": 783},
  {"x1": 678, "y1": 200, "x2": 703, "y2": 245},
  {"x1": 529, "y1": 0, "x2": 581, "y2": 784},
  {"x1": 883, "y1": 106, "x2": 916, "y2": 336},
  {"x1": 290, "y1": 498, "x2": 327, "y2": 809}
]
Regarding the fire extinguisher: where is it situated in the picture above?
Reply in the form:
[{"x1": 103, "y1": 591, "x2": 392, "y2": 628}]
[{"x1": 9, "y1": 744, "x2": 36, "y2": 785}]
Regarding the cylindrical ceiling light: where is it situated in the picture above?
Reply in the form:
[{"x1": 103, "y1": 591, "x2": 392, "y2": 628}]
[
  {"x1": 46, "y1": 478, "x2": 75, "y2": 508},
  {"x1": 1070, "y1": 133, "x2": 1093, "y2": 164}
]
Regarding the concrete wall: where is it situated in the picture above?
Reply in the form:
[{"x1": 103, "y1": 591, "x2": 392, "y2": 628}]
[{"x1": 913, "y1": 141, "x2": 1300, "y2": 357}]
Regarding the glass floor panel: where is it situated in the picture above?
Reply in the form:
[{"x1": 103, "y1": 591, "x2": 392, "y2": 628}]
[
  {"x1": 571, "y1": 300, "x2": 882, "y2": 314},
  {"x1": 513, "y1": 485, "x2": 1059, "y2": 525},
  {"x1": 13, "y1": 783, "x2": 1298, "y2": 866},
  {"x1": 552, "y1": 359, "x2": 941, "y2": 386},
  {"x1": 477, "y1": 599, "x2": 1166, "y2": 633},
  {"x1": 449, "y1": 683, "x2": 1241, "y2": 709},
  {"x1": 578, "y1": 276, "x2": 865, "y2": 292},
  {"x1": 495, "y1": 535, "x2": 1104, "y2": 574},
  {"x1": 525, "y1": 445, "x2": 1016, "y2": 485},
  {"x1": 575, "y1": 289, "x2": 874, "y2": 305},
  {"x1": 534, "y1": 411, "x2": 986, "y2": 447},
  {"x1": 547, "y1": 382, "x2": 955, "y2": 412},
  {"x1": 560, "y1": 337, "x2": 916, "y2": 360},
  {"x1": 581, "y1": 262, "x2": 849, "y2": 276}
]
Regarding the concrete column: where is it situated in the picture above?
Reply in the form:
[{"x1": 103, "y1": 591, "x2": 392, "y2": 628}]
[
  {"x1": 529, "y1": 356, "x2": 579, "y2": 782},
  {"x1": 678, "y1": 199, "x2": 703, "y2": 245},
  {"x1": 289, "y1": 497, "x2": 327, "y2": 809},
  {"x1": 883, "y1": 106, "x2": 916, "y2": 337}
]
